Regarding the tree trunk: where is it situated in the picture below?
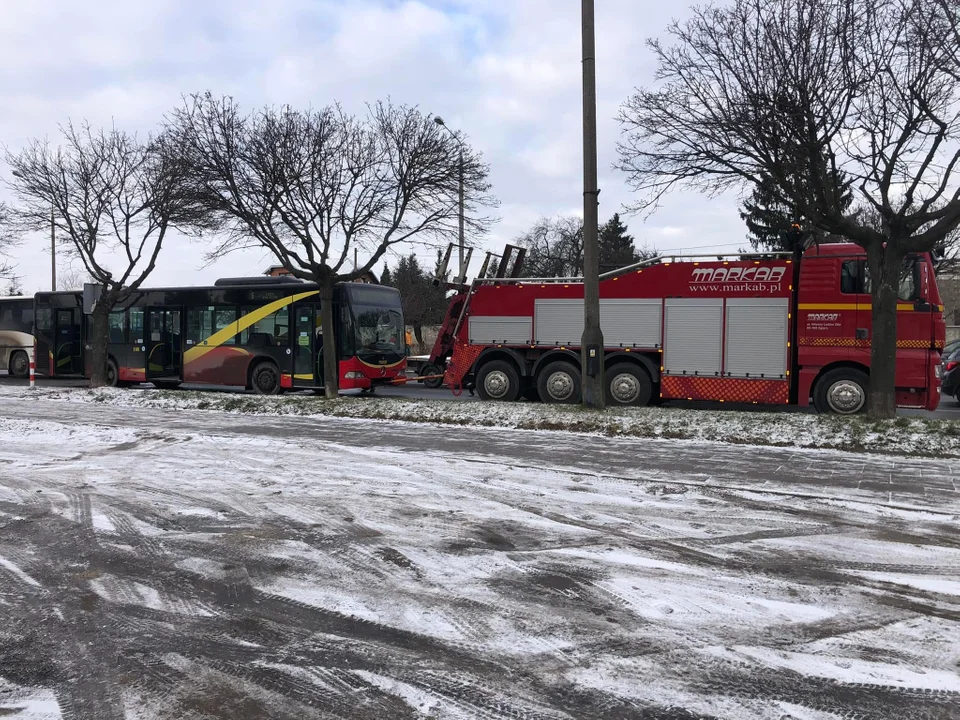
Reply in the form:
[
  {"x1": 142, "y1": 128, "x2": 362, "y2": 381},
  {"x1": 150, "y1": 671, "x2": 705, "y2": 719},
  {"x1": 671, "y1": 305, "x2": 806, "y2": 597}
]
[
  {"x1": 319, "y1": 278, "x2": 339, "y2": 400},
  {"x1": 88, "y1": 302, "x2": 111, "y2": 388},
  {"x1": 414, "y1": 325, "x2": 424, "y2": 354},
  {"x1": 866, "y1": 241, "x2": 904, "y2": 419}
]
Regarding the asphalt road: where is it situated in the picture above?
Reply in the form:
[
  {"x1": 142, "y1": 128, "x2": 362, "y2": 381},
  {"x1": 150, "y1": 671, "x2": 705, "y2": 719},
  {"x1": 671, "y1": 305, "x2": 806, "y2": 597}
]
[{"x1": 0, "y1": 396, "x2": 958, "y2": 719}]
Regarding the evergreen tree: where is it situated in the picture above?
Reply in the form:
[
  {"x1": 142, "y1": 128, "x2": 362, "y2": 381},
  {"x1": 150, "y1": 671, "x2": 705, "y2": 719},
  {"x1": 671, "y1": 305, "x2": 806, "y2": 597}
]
[
  {"x1": 599, "y1": 213, "x2": 654, "y2": 272},
  {"x1": 740, "y1": 167, "x2": 853, "y2": 252},
  {"x1": 516, "y1": 214, "x2": 655, "y2": 277},
  {"x1": 380, "y1": 264, "x2": 393, "y2": 286},
  {"x1": 390, "y1": 253, "x2": 448, "y2": 351}
]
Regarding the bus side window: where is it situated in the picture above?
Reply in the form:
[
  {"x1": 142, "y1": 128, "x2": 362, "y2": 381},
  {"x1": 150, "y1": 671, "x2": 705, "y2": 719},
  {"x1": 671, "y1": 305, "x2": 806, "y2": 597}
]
[
  {"x1": 36, "y1": 308, "x2": 53, "y2": 332},
  {"x1": 187, "y1": 307, "x2": 210, "y2": 346},
  {"x1": 239, "y1": 306, "x2": 289, "y2": 346},
  {"x1": 129, "y1": 308, "x2": 144, "y2": 344},
  {"x1": 214, "y1": 307, "x2": 237, "y2": 345},
  {"x1": 19, "y1": 307, "x2": 34, "y2": 330},
  {"x1": 108, "y1": 311, "x2": 126, "y2": 343}
]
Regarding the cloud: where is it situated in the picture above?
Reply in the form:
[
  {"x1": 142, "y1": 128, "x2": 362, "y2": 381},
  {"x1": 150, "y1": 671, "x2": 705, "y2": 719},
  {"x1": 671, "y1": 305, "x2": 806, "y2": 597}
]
[{"x1": 0, "y1": 0, "x2": 749, "y2": 290}]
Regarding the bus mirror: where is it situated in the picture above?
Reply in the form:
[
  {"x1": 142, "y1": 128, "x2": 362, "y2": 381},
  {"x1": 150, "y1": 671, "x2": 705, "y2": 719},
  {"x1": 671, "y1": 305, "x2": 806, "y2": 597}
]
[{"x1": 82, "y1": 283, "x2": 103, "y2": 315}]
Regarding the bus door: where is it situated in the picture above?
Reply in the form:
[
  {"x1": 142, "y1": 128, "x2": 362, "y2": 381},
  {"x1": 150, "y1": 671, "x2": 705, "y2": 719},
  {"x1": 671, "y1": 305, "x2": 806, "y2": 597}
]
[
  {"x1": 292, "y1": 302, "x2": 323, "y2": 387},
  {"x1": 145, "y1": 307, "x2": 183, "y2": 380},
  {"x1": 55, "y1": 308, "x2": 83, "y2": 375}
]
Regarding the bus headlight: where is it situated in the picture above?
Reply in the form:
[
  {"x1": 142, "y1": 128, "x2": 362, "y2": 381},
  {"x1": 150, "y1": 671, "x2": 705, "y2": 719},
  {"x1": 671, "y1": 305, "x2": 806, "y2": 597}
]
[
  {"x1": 935, "y1": 364, "x2": 943, "y2": 379},
  {"x1": 344, "y1": 371, "x2": 365, "y2": 379}
]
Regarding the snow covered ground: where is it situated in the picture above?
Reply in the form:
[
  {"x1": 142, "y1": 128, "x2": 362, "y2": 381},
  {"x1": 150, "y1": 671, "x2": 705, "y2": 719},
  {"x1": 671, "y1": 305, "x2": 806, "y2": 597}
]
[
  {"x1": 0, "y1": 394, "x2": 957, "y2": 719},
  {"x1": 5, "y1": 384, "x2": 960, "y2": 458}
]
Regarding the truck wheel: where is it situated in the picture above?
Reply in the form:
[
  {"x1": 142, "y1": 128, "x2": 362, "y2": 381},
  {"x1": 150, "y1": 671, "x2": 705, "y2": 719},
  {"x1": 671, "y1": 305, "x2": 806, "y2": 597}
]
[
  {"x1": 537, "y1": 361, "x2": 581, "y2": 404},
  {"x1": 476, "y1": 360, "x2": 521, "y2": 402},
  {"x1": 422, "y1": 364, "x2": 444, "y2": 389},
  {"x1": 251, "y1": 362, "x2": 281, "y2": 395},
  {"x1": 9, "y1": 350, "x2": 28, "y2": 379},
  {"x1": 606, "y1": 363, "x2": 653, "y2": 407},
  {"x1": 813, "y1": 368, "x2": 869, "y2": 415}
]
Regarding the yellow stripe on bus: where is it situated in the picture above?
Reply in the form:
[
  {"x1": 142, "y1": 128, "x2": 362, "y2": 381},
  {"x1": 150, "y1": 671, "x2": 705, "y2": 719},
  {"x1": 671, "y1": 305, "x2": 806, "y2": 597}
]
[{"x1": 183, "y1": 290, "x2": 320, "y2": 364}]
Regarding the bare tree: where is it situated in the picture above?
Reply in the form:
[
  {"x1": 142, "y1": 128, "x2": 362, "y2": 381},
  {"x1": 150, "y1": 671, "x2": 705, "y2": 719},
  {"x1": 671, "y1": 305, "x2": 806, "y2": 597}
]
[
  {"x1": 617, "y1": 0, "x2": 960, "y2": 417},
  {"x1": 516, "y1": 217, "x2": 585, "y2": 278},
  {"x1": 166, "y1": 93, "x2": 495, "y2": 398},
  {"x1": 57, "y1": 263, "x2": 95, "y2": 291},
  {"x1": 0, "y1": 202, "x2": 17, "y2": 278},
  {"x1": 5, "y1": 123, "x2": 203, "y2": 386},
  {"x1": 516, "y1": 214, "x2": 656, "y2": 278}
]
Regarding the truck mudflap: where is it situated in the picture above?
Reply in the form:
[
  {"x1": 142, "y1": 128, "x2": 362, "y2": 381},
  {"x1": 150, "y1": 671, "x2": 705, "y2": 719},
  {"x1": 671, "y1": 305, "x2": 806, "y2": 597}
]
[{"x1": 444, "y1": 343, "x2": 485, "y2": 394}]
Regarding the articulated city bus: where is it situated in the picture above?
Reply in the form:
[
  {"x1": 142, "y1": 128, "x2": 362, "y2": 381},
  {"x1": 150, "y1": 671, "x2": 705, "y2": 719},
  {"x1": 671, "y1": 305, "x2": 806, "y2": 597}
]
[
  {"x1": 33, "y1": 278, "x2": 406, "y2": 393},
  {"x1": 0, "y1": 297, "x2": 35, "y2": 378}
]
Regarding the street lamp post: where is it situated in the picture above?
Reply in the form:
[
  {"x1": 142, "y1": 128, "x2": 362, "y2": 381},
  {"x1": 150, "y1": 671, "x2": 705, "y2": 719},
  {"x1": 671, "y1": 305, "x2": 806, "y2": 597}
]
[
  {"x1": 581, "y1": 0, "x2": 605, "y2": 408},
  {"x1": 50, "y1": 206, "x2": 56, "y2": 291},
  {"x1": 434, "y1": 117, "x2": 466, "y2": 283}
]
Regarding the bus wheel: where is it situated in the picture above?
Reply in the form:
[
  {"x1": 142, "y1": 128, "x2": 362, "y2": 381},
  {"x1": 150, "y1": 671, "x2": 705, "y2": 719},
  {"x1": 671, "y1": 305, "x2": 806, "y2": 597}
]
[
  {"x1": 9, "y1": 350, "x2": 29, "y2": 379},
  {"x1": 106, "y1": 359, "x2": 120, "y2": 387},
  {"x1": 251, "y1": 362, "x2": 281, "y2": 395},
  {"x1": 814, "y1": 368, "x2": 869, "y2": 415},
  {"x1": 537, "y1": 361, "x2": 581, "y2": 404},
  {"x1": 476, "y1": 360, "x2": 521, "y2": 402},
  {"x1": 606, "y1": 363, "x2": 653, "y2": 407},
  {"x1": 422, "y1": 364, "x2": 444, "y2": 389}
]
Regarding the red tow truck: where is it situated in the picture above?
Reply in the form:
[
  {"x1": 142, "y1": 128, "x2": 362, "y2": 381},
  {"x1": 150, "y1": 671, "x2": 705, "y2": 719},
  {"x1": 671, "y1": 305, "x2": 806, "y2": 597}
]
[{"x1": 421, "y1": 242, "x2": 945, "y2": 414}]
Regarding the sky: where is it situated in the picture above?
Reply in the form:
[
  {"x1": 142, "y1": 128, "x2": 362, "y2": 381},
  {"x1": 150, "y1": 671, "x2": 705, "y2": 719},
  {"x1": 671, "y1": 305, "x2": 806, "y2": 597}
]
[{"x1": 0, "y1": 0, "x2": 747, "y2": 293}]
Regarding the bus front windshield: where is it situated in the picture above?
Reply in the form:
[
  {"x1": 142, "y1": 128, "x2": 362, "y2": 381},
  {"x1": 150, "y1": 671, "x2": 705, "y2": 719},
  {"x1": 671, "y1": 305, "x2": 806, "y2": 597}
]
[{"x1": 353, "y1": 304, "x2": 404, "y2": 355}]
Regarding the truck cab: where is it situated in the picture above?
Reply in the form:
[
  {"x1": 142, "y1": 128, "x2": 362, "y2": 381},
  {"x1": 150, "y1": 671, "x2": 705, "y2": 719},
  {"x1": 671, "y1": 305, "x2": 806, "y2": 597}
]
[{"x1": 795, "y1": 244, "x2": 943, "y2": 412}]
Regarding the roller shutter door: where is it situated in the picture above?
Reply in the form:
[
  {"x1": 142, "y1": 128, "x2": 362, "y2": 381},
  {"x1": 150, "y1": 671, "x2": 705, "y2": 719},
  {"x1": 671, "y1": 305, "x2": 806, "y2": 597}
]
[
  {"x1": 468, "y1": 316, "x2": 532, "y2": 345},
  {"x1": 535, "y1": 298, "x2": 663, "y2": 347},
  {"x1": 724, "y1": 298, "x2": 788, "y2": 378},
  {"x1": 664, "y1": 298, "x2": 722, "y2": 375}
]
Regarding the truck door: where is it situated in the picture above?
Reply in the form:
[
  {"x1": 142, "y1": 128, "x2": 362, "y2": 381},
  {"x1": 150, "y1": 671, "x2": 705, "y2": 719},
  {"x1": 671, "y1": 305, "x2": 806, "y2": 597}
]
[
  {"x1": 892, "y1": 256, "x2": 930, "y2": 391},
  {"x1": 852, "y1": 260, "x2": 872, "y2": 366}
]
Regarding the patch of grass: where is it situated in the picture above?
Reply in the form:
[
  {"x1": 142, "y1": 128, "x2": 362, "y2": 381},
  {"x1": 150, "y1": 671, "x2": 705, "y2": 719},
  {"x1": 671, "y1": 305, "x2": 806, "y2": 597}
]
[{"x1": 16, "y1": 385, "x2": 960, "y2": 458}]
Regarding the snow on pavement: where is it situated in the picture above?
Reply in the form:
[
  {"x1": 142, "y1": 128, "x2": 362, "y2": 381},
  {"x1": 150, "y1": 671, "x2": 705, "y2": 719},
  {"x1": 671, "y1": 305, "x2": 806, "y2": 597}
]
[{"x1": 0, "y1": 400, "x2": 957, "y2": 719}]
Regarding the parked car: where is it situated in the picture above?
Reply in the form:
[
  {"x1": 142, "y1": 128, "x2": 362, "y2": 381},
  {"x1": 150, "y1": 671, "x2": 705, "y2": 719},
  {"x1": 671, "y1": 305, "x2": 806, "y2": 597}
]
[
  {"x1": 941, "y1": 347, "x2": 960, "y2": 400},
  {"x1": 944, "y1": 339, "x2": 960, "y2": 358}
]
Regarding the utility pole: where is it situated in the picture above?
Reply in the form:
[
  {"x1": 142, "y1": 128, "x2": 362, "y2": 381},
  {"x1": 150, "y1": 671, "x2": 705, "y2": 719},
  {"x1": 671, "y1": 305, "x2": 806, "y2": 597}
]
[
  {"x1": 50, "y1": 205, "x2": 56, "y2": 291},
  {"x1": 434, "y1": 116, "x2": 466, "y2": 282},
  {"x1": 581, "y1": 0, "x2": 605, "y2": 408}
]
